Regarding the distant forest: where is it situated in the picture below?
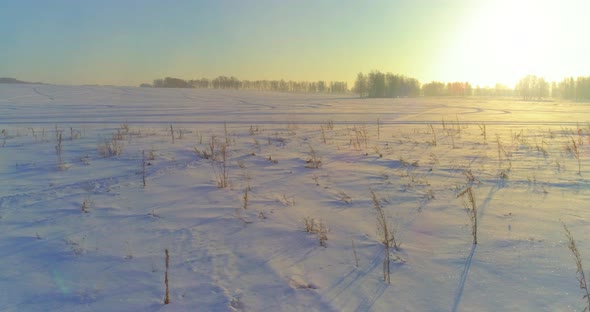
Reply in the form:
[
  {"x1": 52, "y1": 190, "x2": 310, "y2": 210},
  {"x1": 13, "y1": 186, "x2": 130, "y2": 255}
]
[
  {"x1": 147, "y1": 76, "x2": 348, "y2": 94},
  {"x1": 357, "y1": 73, "x2": 590, "y2": 101},
  {"x1": 0, "y1": 77, "x2": 42, "y2": 84},
  {"x1": 146, "y1": 73, "x2": 590, "y2": 101}
]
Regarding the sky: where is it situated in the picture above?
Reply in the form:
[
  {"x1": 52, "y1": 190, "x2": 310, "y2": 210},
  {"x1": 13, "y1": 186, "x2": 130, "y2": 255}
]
[{"x1": 1, "y1": 0, "x2": 590, "y2": 87}]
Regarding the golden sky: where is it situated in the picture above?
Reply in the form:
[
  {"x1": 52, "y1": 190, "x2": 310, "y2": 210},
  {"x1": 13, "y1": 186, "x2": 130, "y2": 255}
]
[{"x1": 2, "y1": 0, "x2": 589, "y2": 87}]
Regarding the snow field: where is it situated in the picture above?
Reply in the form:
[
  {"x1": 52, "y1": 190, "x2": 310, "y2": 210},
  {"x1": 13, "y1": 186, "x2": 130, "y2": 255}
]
[{"x1": 1, "y1": 85, "x2": 590, "y2": 311}]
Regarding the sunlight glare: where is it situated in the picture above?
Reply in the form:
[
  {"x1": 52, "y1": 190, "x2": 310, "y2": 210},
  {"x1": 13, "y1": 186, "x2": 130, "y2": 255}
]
[{"x1": 442, "y1": 0, "x2": 564, "y2": 87}]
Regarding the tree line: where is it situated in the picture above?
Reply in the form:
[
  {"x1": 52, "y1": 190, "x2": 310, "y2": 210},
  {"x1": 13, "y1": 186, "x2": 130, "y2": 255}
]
[
  {"x1": 149, "y1": 76, "x2": 348, "y2": 94},
  {"x1": 353, "y1": 72, "x2": 420, "y2": 98},
  {"x1": 514, "y1": 75, "x2": 590, "y2": 101},
  {"x1": 353, "y1": 71, "x2": 514, "y2": 98},
  {"x1": 421, "y1": 81, "x2": 473, "y2": 96},
  {"x1": 355, "y1": 72, "x2": 590, "y2": 101},
  {"x1": 515, "y1": 75, "x2": 549, "y2": 100},
  {"x1": 145, "y1": 72, "x2": 590, "y2": 101},
  {"x1": 553, "y1": 76, "x2": 590, "y2": 101}
]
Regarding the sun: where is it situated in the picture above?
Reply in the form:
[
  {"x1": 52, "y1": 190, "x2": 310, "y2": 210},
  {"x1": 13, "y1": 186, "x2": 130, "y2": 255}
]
[{"x1": 439, "y1": 0, "x2": 569, "y2": 87}]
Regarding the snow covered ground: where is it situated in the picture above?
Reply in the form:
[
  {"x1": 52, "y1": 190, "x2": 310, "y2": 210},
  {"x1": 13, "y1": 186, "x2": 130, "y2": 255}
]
[{"x1": 1, "y1": 84, "x2": 590, "y2": 311}]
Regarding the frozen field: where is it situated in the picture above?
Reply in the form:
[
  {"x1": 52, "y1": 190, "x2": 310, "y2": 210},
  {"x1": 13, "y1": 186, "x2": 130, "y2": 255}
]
[{"x1": 1, "y1": 84, "x2": 590, "y2": 311}]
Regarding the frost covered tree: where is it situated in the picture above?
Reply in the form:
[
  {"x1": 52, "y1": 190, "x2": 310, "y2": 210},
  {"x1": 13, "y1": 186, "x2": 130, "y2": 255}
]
[
  {"x1": 516, "y1": 75, "x2": 548, "y2": 100},
  {"x1": 368, "y1": 71, "x2": 386, "y2": 98},
  {"x1": 353, "y1": 72, "x2": 367, "y2": 97}
]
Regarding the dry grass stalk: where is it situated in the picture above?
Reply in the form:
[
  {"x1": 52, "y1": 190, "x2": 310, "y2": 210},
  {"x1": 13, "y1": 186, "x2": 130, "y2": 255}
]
[
  {"x1": 429, "y1": 124, "x2": 437, "y2": 146},
  {"x1": 373, "y1": 146, "x2": 383, "y2": 158},
  {"x1": 112, "y1": 129, "x2": 124, "y2": 141},
  {"x1": 55, "y1": 130, "x2": 63, "y2": 165},
  {"x1": 212, "y1": 143, "x2": 229, "y2": 188},
  {"x1": 81, "y1": 197, "x2": 91, "y2": 213},
  {"x1": 320, "y1": 125, "x2": 327, "y2": 144},
  {"x1": 120, "y1": 123, "x2": 129, "y2": 135},
  {"x1": 478, "y1": 123, "x2": 487, "y2": 143},
  {"x1": 164, "y1": 249, "x2": 170, "y2": 304},
  {"x1": 535, "y1": 138, "x2": 548, "y2": 157},
  {"x1": 243, "y1": 187, "x2": 249, "y2": 210},
  {"x1": 371, "y1": 190, "x2": 397, "y2": 284},
  {"x1": 496, "y1": 135, "x2": 503, "y2": 168},
  {"x1": 349, "y1": 126, "x2": 368, "y2": 150},
  {"x1": 458, "y1": 187, "x2": 477, "y2": 244},
  {"x1": 569, "y1": 137, "x2": 582, "y2": 174},
  {"x1": 1, "y1": 129, "x2": 6, "y2": 147},
  {"x1": 29, "y1": 128, "x2": 37, "y2": 142},
  {"x1": 209, "y1": 136, "x2": 217, "y2": 161},
  {"x1": 352, "y1": 239, "x2": 359, "y2": 267},
  {"x1": 70, "y1": 127, "x2": 81, "y2": 140},
  {"x1": 304, "y1": 217, "x2": 316, "y2": 233},
  {"x1": 338, "y1": 191, "x2": 352, "y2": 204},
  {"x1": 224, "y1": 122, "x2": 230, "y2": 145},
  {"x1": 312, "y1": 174, "x2": 320, "y2": 186},
  {"x1": 142, "y1": 150, "x2": 146, "y2": 187},
  {"x1": 563, "y1": 222, "x2": 590, "y2": 311},
  {"x1": 324, "y1": 119, "x2": 334, "y2": 130},
  {"x1": 98, "y1": 138, "x2": 123, "y2": 157},
  {"x1": 318, "y1": 221, "x2": 329, "y2": 247},
  {"x1": 249, "y1": 124, "x2": 259, "y2": 135},
  {"x1": 303, "y1": 217, "x2": 328, "y2": 247},
  {"x1": 496, "y1": 135, "x2": 512, "y2": 171},
  {"x1": 197, "y1": 130, "x2": 203, "y2": 144},
  {"x1": 170, "y1": 125, "x2": 174, "y2": 144},
  {"x1": 450, "y1": 130, "x2": 456, "y2": 149},
  {"x1": 463, "y1": 169, "x2": 478, "y2": 185},
  {"x1": 577, "y1": 123, "x2": 584, "y2": 147},
  {"x1": 305, "y1": 144, "x2": 322, "y2": 169}
]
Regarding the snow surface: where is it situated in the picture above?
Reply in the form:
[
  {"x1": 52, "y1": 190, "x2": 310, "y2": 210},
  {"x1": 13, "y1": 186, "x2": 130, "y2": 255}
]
[{"x1": 1, "y1": 84, "x2": 590, "y2": 311}]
